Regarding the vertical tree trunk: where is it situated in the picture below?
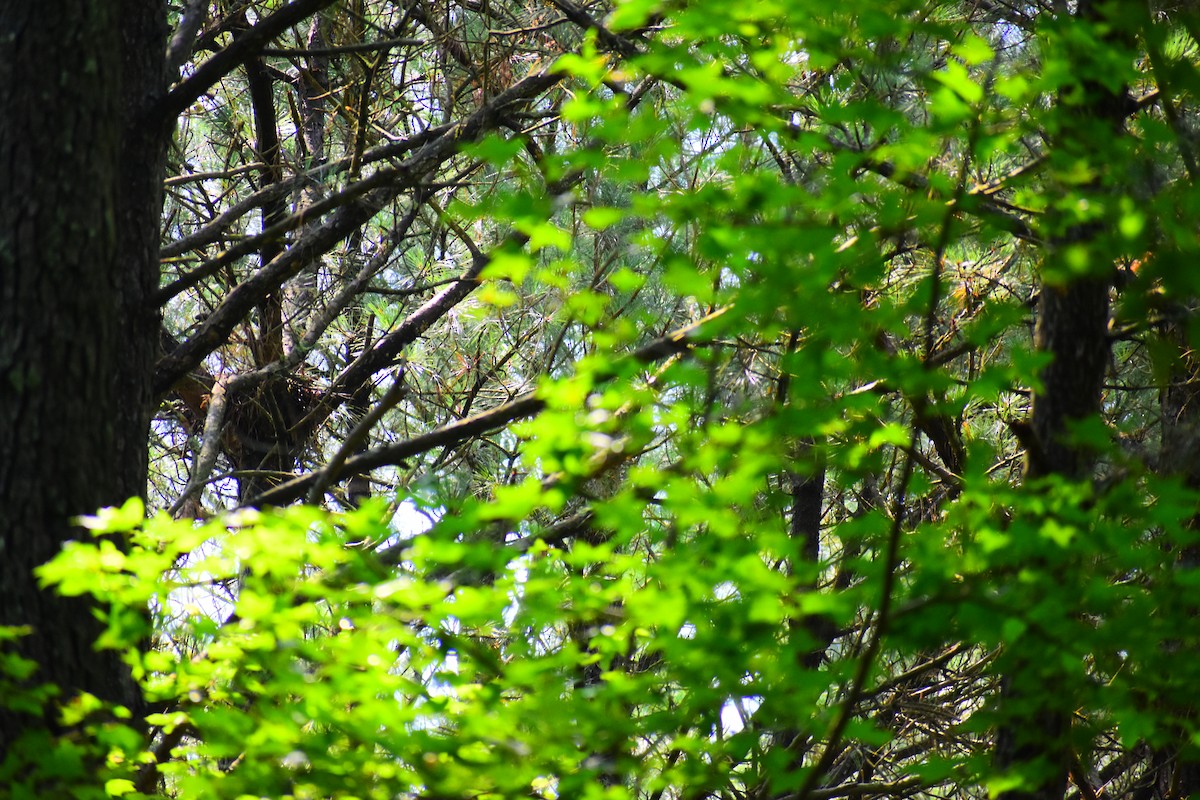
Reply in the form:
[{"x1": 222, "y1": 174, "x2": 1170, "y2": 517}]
[
  {"x1": 1153, "y1": 305, "x2": 1200, "y2": 797},
  {"x1": 993, "y1": 3, "x2": 1130, "y2": 796},
  {"x1": 994, "y1": 277, "x2": 1110, "y2": 800},
  {"x1": 0, "y1": 0, "x2": 166, "y2": 754}
]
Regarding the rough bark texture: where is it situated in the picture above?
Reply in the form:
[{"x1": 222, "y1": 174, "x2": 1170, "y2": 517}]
[
  {"x1": 1153, "y1": 308, "x2": 1200, "y2": 798},
  {"x1": 1027, "y1": 279, "x2": 1111, "y2": 481},
  {"x1": 993, "y1": 276, "x2": 1110, "y2": 800},
  {"x1": 990, "y1": 0, "x2": 1137, "y2": 793},
  {"x1": 0, "y1": 0, "x2": 166, "y2": 754}
]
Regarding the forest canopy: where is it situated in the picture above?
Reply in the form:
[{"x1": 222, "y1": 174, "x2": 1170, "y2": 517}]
[{"x1": 3, "y1": 1, "x2": 1200, "y2": 799}]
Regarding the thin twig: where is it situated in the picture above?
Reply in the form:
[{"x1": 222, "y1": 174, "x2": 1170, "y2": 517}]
[{"x1": 306, "y1": 364, "x2": 409, "y2": 505}]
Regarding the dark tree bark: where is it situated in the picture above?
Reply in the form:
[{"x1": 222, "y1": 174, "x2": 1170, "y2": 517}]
[
  {"x1": 992, "y1": 4, "x2": 1131, "y2": 797},
  {"x1": 0, "y1": 0, "x2": 167, "y2": 755},
  {"x1": 984, "y1": 0, "x2": 1142, "y2": 796},
  {"x1": 993, "y1": 276, "x2": 1110, "y2": 800},
  {"x1": 1150, "y1": 306, "x2": 1200, "y2": 798}
]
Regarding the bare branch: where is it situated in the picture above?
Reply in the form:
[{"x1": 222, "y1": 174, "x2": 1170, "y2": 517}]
[
  {"x1": 248, "y1": 308, "x2": 729, "y2": 507},
  {"x1": 159, "y1": 0, "x2": 343, "y2": 121}
]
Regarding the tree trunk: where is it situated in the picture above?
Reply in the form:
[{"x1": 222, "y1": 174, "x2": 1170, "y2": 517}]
[
  {"x1": 992, "y1": 3, "x2": 1131, "y2": 795},
  {"x1": 1151, "y1": 304, "x2": 1200, "y2": 798},
  {"x1": 0, "y1": 0, "x2": 166, "y2": 754},
  {"x1": 993, "y1": 276, "x2": 1110, "y2": 800}
]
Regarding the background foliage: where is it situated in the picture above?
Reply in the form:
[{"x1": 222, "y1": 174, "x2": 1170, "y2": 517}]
[{"x1": 6, "y1": 0, "x2": 1200, "y2": 798}]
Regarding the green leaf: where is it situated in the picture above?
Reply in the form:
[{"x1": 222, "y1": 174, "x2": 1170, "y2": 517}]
[
  {"x1": 463, "y1": 134, "x2": 526, "y2": 167},
  {"x1": 583, "y1": 206, "x2": 626, "y2": 230},
  {"x1": 104, "y1": 779, "x2": 136, "y2": 797},
  {"x1": 953, "y1": 35, "x2": 995, "y2": 66},
  {"x1": 76, "y1": 497, "x2": 144, "y2": 534}
]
